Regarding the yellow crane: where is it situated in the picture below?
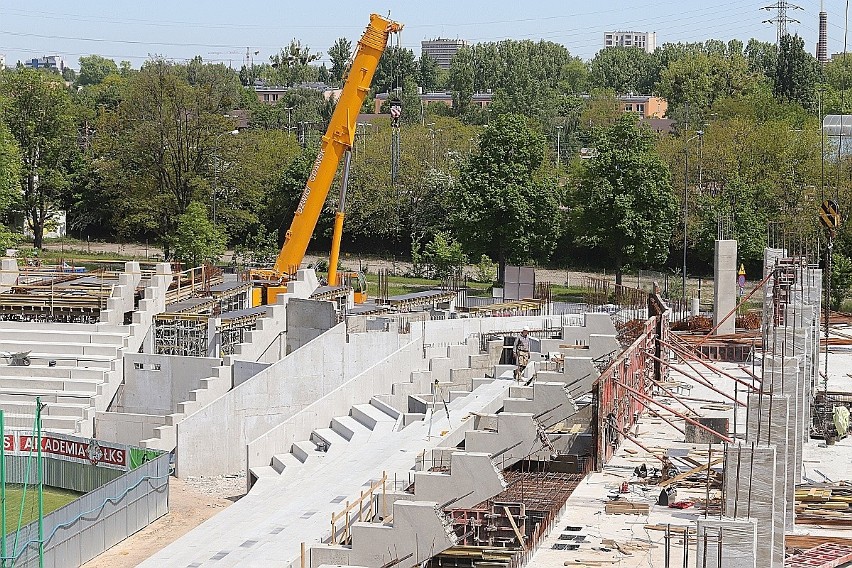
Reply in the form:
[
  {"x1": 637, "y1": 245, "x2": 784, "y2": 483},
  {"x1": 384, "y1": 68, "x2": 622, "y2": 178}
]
[{"x1": 250, "y1": 14, "x2": 403, "y2": 306}]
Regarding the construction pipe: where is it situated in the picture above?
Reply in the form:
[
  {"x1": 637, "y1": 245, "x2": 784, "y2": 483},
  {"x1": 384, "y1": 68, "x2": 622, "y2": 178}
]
[
  {"x1": 694, "y1": 271, "x2": 774, "y2": 347},
  {"x1": 662, "y1": 338, "x2": 761, "y2": 393},
  {"x1": 613, "y1": 378, "x2": 734, "y2": 443},
  {"x1": 646, "y1": 351, "x2": 746, "y2": 407}
]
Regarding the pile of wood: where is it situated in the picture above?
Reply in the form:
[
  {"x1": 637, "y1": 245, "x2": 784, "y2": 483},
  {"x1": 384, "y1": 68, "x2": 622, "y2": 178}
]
[
  {"x1": 605, "y1": 500, "x2": 650, "y2": 515},
  {"x1": 796, "y1": 483, "x2": 852, "y2": 525}
]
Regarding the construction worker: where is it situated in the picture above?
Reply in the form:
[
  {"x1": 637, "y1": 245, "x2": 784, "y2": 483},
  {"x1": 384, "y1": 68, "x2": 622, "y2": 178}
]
[{"x1": 514, "y1": 326, "x2": 530, "y2": 382}]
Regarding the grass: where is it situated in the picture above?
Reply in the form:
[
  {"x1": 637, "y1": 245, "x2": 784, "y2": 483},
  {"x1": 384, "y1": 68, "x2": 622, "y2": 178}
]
[{"x1": 2, "y1": 485, "x2": 81, "y2": 535}]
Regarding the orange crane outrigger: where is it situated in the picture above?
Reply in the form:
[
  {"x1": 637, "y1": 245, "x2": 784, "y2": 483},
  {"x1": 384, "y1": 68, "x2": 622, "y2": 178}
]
[{"x1": 250, "y1": 14, "x2": 403, "y2": 306}]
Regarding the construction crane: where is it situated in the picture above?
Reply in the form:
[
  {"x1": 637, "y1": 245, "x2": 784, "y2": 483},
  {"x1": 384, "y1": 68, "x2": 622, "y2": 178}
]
[{"x1": 249, "y1": 13, "x2": 403, "y2": 306}]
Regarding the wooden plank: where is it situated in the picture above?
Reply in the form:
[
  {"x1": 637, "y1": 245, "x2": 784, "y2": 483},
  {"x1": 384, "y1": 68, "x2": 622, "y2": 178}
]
[
  {"x1": 658, "y1": 459, "x2": 723, "y2": 488},
  {"x1": 502, "y1": 505, "x2": 526, "y2": 551}
]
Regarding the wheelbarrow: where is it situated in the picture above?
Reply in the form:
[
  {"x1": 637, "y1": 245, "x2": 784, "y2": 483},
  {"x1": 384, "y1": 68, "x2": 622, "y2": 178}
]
[{"x1": 0, "y1": 351, "x2": 31, "y2": 366}]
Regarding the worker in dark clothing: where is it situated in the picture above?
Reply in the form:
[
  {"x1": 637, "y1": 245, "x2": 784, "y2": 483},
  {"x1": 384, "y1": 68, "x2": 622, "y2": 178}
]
[{"x1": 514, "y1": 326, "x2": 530, "y2": 382}]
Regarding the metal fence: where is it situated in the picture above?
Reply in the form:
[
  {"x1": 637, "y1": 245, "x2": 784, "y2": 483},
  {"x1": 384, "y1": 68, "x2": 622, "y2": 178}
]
[{"x1": 3, "y1": 451, "x2": 169, "y2": 568}]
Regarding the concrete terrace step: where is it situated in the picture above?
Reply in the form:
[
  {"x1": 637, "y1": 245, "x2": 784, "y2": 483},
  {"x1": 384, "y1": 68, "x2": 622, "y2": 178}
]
[
  {"x1": 351, "y1": 403, "x2": 396, "y2": 430},
  {"x1": 2, "y1": 412, "x2": 80, "y2": 431},
  {"x1": 291, "y1": 440, "x2": 316, "y2": 463},
  {"x1": 0, "y1": 329, "x2": 127, "y2": 345},
  {"x1": 0, "y1": 388, "x2": 96, "y2": 404},
  {"x1": 0, "y1": 341, "x2": 120, "y2": 358},
  {"x1": 249, "y1": 465, "x2": 279, "y2": 480},
  {"x1": 0, "y1": 377, "x2": 102, "y2": 394},
  {"x1": 0, "y1": 353, "x2": 116, "y2": 369},
  {"x1": 311, "y1": 428, "x2": 347, "y2": 452},
  {"x1": 369, "y1": 396, "x2": 401, "y2": 420},
  {"x1": 271, "y1": 452, "x2": 302, "y2": 474},
  {"x1": 0, "y1": 364, "x2": 106, "y2": 380},
  {"x1": 0, "y1": 399, "x2": 91, "y2": 418},
  {"x1": 330, "y1": 415, "x2": 370, "y2": 441}
]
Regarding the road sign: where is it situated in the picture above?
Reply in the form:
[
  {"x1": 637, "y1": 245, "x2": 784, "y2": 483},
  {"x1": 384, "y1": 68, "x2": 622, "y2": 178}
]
[{"x1": 820, "y1": 199, "x2": 841, "y2": 231}]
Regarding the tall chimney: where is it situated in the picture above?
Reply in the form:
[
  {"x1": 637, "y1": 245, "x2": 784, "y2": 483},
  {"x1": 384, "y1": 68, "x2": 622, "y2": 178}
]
[{"x1": 818, "y1": 0, "x2": 829, "y2": 63}]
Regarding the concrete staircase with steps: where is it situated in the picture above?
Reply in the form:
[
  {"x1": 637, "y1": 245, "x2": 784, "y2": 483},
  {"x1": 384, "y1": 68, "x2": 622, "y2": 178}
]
[{"x1": 0, "y1": 322, "x2": 130, "y2": 436}]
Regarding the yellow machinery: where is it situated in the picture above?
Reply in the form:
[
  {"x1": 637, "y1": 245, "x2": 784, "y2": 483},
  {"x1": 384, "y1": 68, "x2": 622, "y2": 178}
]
[{"x1": 250, "y1": 14, "x2": 403, "y2": 306}]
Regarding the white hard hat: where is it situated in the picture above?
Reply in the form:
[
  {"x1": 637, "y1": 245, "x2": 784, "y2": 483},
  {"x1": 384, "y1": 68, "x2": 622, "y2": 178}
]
[{"x1": 522, "y1": 326, "x2": 530, "y2": 332}]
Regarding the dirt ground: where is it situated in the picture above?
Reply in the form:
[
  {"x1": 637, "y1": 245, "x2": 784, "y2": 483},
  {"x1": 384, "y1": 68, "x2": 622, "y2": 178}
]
[{"x1": 81, "y1": 474, "x2": 245, "y2": 568}]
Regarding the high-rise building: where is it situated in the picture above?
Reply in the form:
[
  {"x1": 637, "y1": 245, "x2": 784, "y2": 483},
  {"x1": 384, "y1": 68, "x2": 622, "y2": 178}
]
[
  {"x1": 817, "y1": 0, "x2": 829, "y2": 63},
  {"x1": 421, "y1": 38, "x2": 466, "y2": 70},
  {"x1": 603, "y1": 31, "x2": 657, "y2": 54}
]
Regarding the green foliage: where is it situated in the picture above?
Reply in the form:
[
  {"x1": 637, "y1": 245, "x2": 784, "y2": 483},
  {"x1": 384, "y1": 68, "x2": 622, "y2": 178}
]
[
  {"x1": 420, "y1": 232, "x2": 467, "y2": 282},
  {"x1": 76, "y1": 55, "x2": 119, "y2": 87},
  {"x1": 93, "y1": 58, "x2": 243, "y2": 248},
  {"x1": 474, "y1": 254, "x2": 497, "y2": 283},
  {"x1": 571, "y1": 114, "x2": 676, "y2": 283},
  {"x1": 0, "y1": 68, "x2": 78, "y2": 248},
  {"x1": 451, "y1": 113, "x2": 563, "y2": 271},
  {"x1": 373, "y1": 46, "x2": 417, "y2": 94},
  {"x1": 418, "y1": 54, "x2": 440, "y2": 93},
  {"x1": 233, "y1": 226, "x2": 278, "y2": 268},
  {"x1": 266, "y1": 40, "x2": 322, "y2": 86},
  {"x1": 171, "y1": 202, "x2": 226, "y2": 266},
  {"x1": 831, "y1": 253, "x2": 852, "y2": 311},
  {"x1": 589, "y1": 47, "x2": 656, "y2": 94},
  {"x1": 328, "y1": 37, "x2": 352, "y2": 84},
  {"x1": 774, "y1": 34, "x2": 823, "y2": 110}
]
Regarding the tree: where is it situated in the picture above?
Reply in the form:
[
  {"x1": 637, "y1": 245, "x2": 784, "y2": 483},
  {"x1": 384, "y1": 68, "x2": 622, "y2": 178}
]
[
  {"x1": 451, "y1": 113, "x2": 562, "y2": 274},
  {"x1": 416, "y1": 232, "x2": 467, "y2": 282},
  {"x1": 418, "y1": 53, "x2": 440, "y2": 93},
  {"x1": 93, "y1": 58, "x2": 243, "y2": 248},
  {"x1": 76, "y1": 55, "x2": 119, "y2": 87},
  {"x1": 171, "y1": 202, "x2": 226, "y2": 266},
  {"x1": 0, "y1": 68, "x2": 78, "y2": 248},
  {"x1": 774, "y1": 34, "x2": 823, "y2": 110},
  {"x1": 373, "y1": 46, "x2": 417, "y2": 94},
  {"x1": 328, "y1": 37, "x2": 352, "y2": 84},
  {"x1": 745, "y1": 38, "x2": 777, "y2": 80},
  {"x1": 588, "y1": 47, "x2": 657, "y2": 94},
  {"x1": 572, "y1": 114, "x2": 676, "y2": 284},
  {"x1": 268, "y1": 40, "x2": 322, "y2": 86},
  {"x1": 831, "y1": 253, "x2": 852, "y2": 311}
]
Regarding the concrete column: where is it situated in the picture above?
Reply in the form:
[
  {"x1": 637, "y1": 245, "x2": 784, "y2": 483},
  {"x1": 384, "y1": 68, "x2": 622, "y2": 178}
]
[
  {"x1": 746, "y1": 393, "x2": 792, "y2": 533},
  {"x1": 714, "y1": 240, "x2": 737, "y2": 335},
  {"x1": 724, "y1": 444, "x2": 778, "y2": 568},
  {"x1": 695, "y1": 517, "x2": 757, "y2": 568}
]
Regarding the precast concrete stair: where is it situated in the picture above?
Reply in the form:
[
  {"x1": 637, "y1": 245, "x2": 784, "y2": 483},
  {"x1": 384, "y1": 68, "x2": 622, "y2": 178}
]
[
  {"x1": 0, "y1": 322, "x2": 129, "y2": 437},
  {"x1": 250, "y1": 396, "x2": 398, "y2": 482}
]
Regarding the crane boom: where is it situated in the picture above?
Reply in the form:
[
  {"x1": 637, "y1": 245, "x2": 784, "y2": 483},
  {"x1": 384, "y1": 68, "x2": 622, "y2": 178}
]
[{"x1": 272, "y1": 14, "x2": 402, "y2": 277}]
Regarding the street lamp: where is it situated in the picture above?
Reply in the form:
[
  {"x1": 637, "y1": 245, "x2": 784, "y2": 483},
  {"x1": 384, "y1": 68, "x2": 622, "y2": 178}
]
[
  {"x1": 682, "y1": 130, "x2": 704, "y2": 305},
  {"x1": 213, "y1": 129, "x2": 240, "y2": 228},
  {"x1": 283, "y1": 106, "x2": 294, "y2": 134},
  {"x1": 556, "y1": 125, "x2": 564, "y2": 169}
]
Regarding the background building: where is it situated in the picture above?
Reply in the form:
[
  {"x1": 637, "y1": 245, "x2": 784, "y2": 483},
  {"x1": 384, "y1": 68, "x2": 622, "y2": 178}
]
[
  {"x1": 604, "y1": 31, "x2": 657, "y2": 53},
  {"x1": 23, "y1": 55, "x2": 65, "y2": 72},
  {"x1": 421, "y1": 38, "x2": 466, "y2": 70}
]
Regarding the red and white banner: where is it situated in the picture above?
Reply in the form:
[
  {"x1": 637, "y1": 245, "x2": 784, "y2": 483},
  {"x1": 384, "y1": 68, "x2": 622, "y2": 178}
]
[{"x1": 4, "y1": 431, "x2": 128, "y2": 470}]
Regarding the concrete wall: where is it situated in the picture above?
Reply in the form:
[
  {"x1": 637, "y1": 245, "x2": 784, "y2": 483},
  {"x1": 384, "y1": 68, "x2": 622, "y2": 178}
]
[
  {"x1": 95, "y1": 412, "x2": 167, "y2": 446},
  {"x1": 286, "y1": 298, "x2": 338, "y2": 355},
  {"x1": 119, "y1": 353, "x2": 221, "y2": 415},
  {"x1": 176, "y1": 325, "x2": 405, "y2": 477},
  {"x1": 245, "y1": 335, "x2": 425, "y2": 472},
  {"x1": 714, "y1": 240, "x2": 737, "y2": 335}
]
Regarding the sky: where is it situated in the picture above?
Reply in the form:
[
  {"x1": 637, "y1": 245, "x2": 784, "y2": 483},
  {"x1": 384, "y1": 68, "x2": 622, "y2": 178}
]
[{"x1": 0, "y1": 0, "x2": 848, "y2": 69}]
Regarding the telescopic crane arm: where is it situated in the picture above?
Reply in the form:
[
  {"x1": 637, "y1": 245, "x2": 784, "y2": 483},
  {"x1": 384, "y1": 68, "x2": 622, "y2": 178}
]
[{"x1": 260, "y1": 14, "x2": 402, "y2": 281}]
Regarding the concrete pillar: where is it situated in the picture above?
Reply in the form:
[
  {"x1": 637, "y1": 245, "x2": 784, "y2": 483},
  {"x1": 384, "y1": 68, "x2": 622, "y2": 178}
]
[
  {"x1": 724, "y1": 444, "x2": 779, "y2": 568},
  {"x1": 746, "y1": 393, "x2": 792, "y2": 532},
  {"x1": 695, "y1": 517, "x2": 757, "y2": 568},
  {"x1": 714, "y1": 240, "x2": 737, "y2": 335},
  {"x1": 0, "y1": 258, "x2": 19, "y2": 292}
]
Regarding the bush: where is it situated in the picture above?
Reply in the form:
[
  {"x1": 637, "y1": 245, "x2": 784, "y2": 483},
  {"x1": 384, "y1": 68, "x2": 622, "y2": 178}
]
[{"x1": 473, "y1": 254, "x2": 496, "y2": 283}]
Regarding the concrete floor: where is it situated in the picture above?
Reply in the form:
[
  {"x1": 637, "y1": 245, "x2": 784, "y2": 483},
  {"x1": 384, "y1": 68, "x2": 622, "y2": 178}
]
[{"x1": 527, "y1": 354, "x2": 852, "y2": 568}]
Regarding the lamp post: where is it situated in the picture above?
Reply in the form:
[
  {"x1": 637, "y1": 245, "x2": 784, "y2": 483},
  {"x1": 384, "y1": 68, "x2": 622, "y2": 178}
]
[
  {"x1": 213, "y1": 129, "x2": 239, "y2": 228},
  {"x1": 682, "y1": 130, "x2": 703, "y2": 304},
  {"x1": 283, "y1": 106, "x2": 294, "y2": 134},
  {"x1": 556, "y1": 125, "x2": 563, "y2": 169}
]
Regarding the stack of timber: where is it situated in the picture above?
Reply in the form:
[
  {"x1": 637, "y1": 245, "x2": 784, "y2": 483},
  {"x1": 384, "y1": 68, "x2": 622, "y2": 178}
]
[{"x1": 796, "y1": 483, "x2": 852, "y2": 526}]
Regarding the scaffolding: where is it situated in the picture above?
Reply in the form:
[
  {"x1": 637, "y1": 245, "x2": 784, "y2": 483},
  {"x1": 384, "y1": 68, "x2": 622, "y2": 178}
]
[{"x1": 153, "y1": 314, "x2": 208, "y2": 356}]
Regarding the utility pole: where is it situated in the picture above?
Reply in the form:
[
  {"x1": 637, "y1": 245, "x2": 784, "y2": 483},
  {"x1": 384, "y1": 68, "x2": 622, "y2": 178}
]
[{"x1": 762, "y1": 1, "x2": 802, "y2": 48}]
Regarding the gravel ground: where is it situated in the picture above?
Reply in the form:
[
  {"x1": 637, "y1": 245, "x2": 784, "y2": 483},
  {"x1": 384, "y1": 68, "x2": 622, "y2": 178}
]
[{"x1": 181, "y1": 471, "x2": 248, "y2": 501}]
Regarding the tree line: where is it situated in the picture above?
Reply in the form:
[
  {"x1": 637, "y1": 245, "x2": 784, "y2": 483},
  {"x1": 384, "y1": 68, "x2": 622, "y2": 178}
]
[{"x1": 0, "y1": 33, "x2": 850, "y2": 288}]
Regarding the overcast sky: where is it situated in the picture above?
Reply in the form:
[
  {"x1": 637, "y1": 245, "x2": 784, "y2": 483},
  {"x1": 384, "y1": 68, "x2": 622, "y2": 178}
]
[{"x1": 0, "y1": 0, "x2": 846, "y2": 69}]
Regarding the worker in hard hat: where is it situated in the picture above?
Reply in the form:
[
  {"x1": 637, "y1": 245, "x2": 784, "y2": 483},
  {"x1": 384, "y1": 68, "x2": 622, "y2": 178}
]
[{"x1": 514, "y1": 326, "x2": 531, "y2": 382}]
